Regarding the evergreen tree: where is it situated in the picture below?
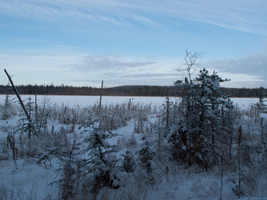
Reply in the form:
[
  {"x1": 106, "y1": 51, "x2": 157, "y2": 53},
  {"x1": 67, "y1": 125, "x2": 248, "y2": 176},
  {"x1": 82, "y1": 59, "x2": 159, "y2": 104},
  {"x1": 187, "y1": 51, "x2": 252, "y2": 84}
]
[
  {"x1": 138, "y1": 140, "x2": 155, "y2": 184},
  {"x1": 256, "y1": 87, "x2": 266, "y2": 112},
  {"x1": 81, "y1": 127, "x2": 120, "y2": 199},
  {"x1": 169, "y1": 68, "x2": 233, "y2": 169},
  {"x1": 122, "y1": 150, "x2": 136, "y2": 173},
  {"x1": 57, "y1": 140, "x2": 81, "y2": 200},
  {"x1": 1, "y1": 94, "x2": 12, "y2": 120}
]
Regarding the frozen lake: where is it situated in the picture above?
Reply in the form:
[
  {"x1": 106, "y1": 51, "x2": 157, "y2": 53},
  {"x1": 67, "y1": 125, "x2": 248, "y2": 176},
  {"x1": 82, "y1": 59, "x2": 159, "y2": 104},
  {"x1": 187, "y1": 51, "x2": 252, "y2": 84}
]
[{"x1": 0, "y1": 95, "x2": 260, "y2": 109}]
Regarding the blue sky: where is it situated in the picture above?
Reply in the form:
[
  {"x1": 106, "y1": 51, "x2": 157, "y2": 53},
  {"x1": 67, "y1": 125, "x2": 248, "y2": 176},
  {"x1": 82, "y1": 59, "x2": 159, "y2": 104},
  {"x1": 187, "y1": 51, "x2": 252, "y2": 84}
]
[{"x1": 0, "y1": 0, "x2": 267, "y2": 88}]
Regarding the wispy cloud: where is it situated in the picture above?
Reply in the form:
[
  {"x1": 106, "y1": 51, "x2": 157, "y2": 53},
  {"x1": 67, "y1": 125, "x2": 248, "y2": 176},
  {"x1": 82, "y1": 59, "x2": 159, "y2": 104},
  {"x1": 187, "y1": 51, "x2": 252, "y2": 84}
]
[
  {"x1": 1, "y1": 51, "x2": 266, "y2": 87},
  {"x1": 205, "y1": 54, "x2": 267, "y2": 77},
  {"x1": 76, "y1": 55, "x2": 156, "y2": 71},
  {"x1": 0, "y1": 52, "x2": 178, "y2": 86},
  {"x1": 204, "y1": 53, "x2": 267, "y2": 87},
  {"x1": 1, "y1": 0, "x2": 266, "y2": 35},
  {"x1": 72, "y1": 55, "x2": 178, "y2": 85}
]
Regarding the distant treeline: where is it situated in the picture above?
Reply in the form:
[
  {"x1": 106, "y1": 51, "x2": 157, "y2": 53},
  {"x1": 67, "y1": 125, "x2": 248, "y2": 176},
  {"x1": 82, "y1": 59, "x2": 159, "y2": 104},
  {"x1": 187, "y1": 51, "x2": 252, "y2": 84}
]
[{"x1": 0, "y1": 84, "x2": 266, "y2": 97}]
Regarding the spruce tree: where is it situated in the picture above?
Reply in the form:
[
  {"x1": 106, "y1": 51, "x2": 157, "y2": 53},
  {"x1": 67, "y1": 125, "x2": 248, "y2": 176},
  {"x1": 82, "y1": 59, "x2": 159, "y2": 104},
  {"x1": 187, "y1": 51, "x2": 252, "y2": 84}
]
[
  {"x1": 1, "y1": 94, "x2": 12, "y2": 120},
  {"x1": 169, "y1": 68, "x2": 233, "y2": 169},
  {"x1": 138, "y1": 140, "x2": 155, "y2": 184},
  {"x1": 81, "y1": 127, "x2": 120, "y2": 199}
]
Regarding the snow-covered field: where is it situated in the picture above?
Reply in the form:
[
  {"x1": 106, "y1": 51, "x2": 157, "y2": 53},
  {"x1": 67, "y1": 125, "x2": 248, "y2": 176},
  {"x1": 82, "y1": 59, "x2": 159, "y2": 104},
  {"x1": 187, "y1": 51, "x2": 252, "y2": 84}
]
[
  {"x1": 0, "y1": 94, "x2": 260, "y2": 108},
  {"x1": 0, "y1": 95, "x2": 266, "y2": 200}
]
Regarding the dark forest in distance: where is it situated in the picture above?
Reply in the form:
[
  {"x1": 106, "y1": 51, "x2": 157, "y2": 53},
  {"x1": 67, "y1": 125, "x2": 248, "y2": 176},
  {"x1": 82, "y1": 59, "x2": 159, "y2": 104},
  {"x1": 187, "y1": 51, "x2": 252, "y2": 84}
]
[{"x1": 0, "y1": 84, "x2": 266, "y2": 98}]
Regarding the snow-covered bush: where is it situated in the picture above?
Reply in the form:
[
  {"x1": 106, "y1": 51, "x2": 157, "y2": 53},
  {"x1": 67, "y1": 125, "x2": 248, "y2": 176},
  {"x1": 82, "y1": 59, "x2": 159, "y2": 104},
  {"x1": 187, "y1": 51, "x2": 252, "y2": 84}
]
[
  {"x1": 121, "y1": 150, "x2": 136, "y2": 173},
  {"x1": 0, "y1": 94, "x2": 16, "y2": 120},
  {"x1": 117, "y1": 135, "x2": 137, "y2": 148},
  {"x1": 169, "y1": 68, "x2": 234, "y2": 169}
]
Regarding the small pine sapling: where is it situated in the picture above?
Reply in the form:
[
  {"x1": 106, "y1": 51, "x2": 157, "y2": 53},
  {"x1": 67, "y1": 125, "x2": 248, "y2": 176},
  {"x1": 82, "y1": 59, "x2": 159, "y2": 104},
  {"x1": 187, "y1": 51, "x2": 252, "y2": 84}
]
[
  {"x1": 57, "y1": 139, "x2": 81, "y2": 200},
  {"x1": 138, "y1": 140, "x2": 155, "y2": 184},
  {"x1": 1, "y1": 94, "x2": 12, "y2": 120},
  {"x1": 122, "y1": 150, "x2": 136, "y2": 173},
  {"x1": 81, "y1": 126, "x2": 120, "y2": 199}
]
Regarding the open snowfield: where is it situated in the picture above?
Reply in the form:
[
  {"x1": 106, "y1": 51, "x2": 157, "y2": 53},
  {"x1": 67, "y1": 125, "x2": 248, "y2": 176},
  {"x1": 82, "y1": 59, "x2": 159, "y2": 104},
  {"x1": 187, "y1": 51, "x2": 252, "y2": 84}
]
[
  {"x1": 0, "y1": 95, "x2": 261, "y2": 109},
  {"x1": 0, "y1": 95, "x2": 174, "y2": 108}
]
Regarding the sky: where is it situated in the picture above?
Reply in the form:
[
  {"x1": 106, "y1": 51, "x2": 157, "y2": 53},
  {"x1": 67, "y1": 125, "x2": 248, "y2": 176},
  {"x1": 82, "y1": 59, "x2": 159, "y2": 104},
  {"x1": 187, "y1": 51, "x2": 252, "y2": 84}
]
[{"x1": 0, "y1": 0, "x2": 267, "y2": 88}]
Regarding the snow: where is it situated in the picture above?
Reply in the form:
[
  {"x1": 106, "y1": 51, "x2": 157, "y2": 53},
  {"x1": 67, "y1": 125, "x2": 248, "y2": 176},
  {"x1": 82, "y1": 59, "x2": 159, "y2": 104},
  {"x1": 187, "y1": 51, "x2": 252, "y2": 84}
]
[
  {"x1": 231, "y1": 97, "x2": 260, "y2": 109},
  {"x1": 0, "y1": 159, "x2": 57, "y2": 199},
  {"x1": 0, "y1": 95, "x2": 169, "y2": 108},
  {"x1": 0, "y1": 95, "x2": 266, "y2": 200},
  {"x1": 0, "y1": 119, "x2": 17, "y2": 139},
  {"x1": 0, "y1": 94, "x2": 260, "y2": 109}
]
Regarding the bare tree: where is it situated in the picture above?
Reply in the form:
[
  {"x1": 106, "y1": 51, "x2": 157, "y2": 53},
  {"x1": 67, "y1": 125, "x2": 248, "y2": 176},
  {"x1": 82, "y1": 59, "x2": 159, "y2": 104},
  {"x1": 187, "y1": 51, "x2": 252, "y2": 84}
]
[
  {"x1": 4, "y1": 69, "x2": 35, "y2": 155},
  {"x1": 183, "y1": 50, "x2": 202, "y2": 84}
]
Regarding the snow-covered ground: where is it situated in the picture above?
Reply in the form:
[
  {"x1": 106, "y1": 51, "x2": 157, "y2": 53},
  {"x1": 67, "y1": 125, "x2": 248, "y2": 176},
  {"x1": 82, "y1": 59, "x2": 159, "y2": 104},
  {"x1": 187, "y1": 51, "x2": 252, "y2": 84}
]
[
  {"x1": 231, "y1": 97, "x2": 260, "y2": 109},
  {"x1": 0, "y1": 159, "x2": 57, "y2": 199},
  {"x1": 0, "y1": 95, "x2": 266, "y2": 200},
  {"x1": 0, "y1": 95, "x2": 261, "y2": 109}
]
